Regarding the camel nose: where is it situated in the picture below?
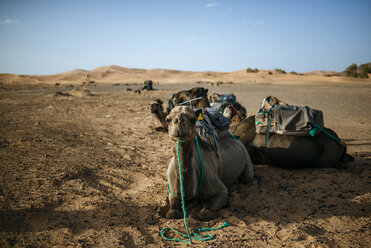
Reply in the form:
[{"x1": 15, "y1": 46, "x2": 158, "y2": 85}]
[{"x1": 174, "y1": 113, "x2": 186, "y2": 124}]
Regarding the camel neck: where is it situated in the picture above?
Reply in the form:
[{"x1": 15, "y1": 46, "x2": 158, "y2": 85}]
[
  {"x1": 173, "y1": 139, "x2": 197, "y2": 198},
  {"x1": 174, "y1": 139, "x2": 194, "y2": 172},
  {"x1": 155, "y1": 110, "x2": 168, "y2": 129},
  {"x1": 198, "y1": 96, "x2": 210, "y2": 108}
]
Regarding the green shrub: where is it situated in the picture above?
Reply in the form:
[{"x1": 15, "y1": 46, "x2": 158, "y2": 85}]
[
  {"x1": 344, "y1": 63, "x2": 369, "y2": 78},
  {"x1": 246, "y1": 67, "x2": 259, "y2": 73},
  {"x1": 359, "y1": 64, "x2": 370, "y2": 78},
  {"x1": 289, "y1": 71, "x2": 298, "y2": 75},
  {"x1": 275, "y1": 68, "x2": 286, "y2": 74},
  {"x1": 344, "y1": 63, "x2": 358, "y2": 77},
  {"x1": 268, "y1": 71, "x2": 273, "y2": 75}
]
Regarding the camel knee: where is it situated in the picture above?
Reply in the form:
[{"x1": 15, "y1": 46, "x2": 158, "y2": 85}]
[
  {"x1": 239, "y1": 165, "x2": 254, "y2": 184},
  {"x1": 203, "y1": 190, "x2": 228, "y2": 212},
  {"x1": 166, "y1": 209, "x2": 182, "y2": 219}
]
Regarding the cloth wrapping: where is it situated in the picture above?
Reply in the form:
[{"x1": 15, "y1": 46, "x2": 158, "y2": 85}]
[
  {"x1": 256, "y1": 106, "x2": 324, "y2": 136},
  {"x1": 195, "y1": 108, "x2": 231, "y2": 156}
]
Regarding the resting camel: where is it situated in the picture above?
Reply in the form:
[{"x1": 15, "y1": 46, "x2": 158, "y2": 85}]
[
  {"x1": 150, "y1": 99, "x2": 168, "y2": 130},
  {"x1": 209, "y1": 92, "x2": 247, "y2": 127},
  {"x1": 166, "y1": 87, "x2": 210, "y2": 114},
  {"x1": 165, "y1": 106, "x2": 254, "y2": 220},
  {"x1": 150, "y1": 87, "x2": 210, "y2": 130},
  {"x1": 231, "y1": 96, "x2": 353, "y2": 168},
  {"x1": 222, "y1": 101, "x2": 247, "y2": 127}
]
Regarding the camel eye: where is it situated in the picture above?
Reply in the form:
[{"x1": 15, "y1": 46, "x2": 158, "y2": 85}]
[{"x1": 165, "y1": 116, "x2": 172, "y2": 123}]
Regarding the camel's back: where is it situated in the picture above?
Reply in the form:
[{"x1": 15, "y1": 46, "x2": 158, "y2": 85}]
[{"x1": 217, "y1": 136, "x2": 249, "y2": 183}]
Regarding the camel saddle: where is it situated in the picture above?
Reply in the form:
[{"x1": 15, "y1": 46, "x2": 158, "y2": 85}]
[
  {"x1": 255, "y1": 105, "x2": 324, "y2": 136},
  {"x1": 211, "y1": 93, "x2": 236, "y2": 102},
  {"x1": 194, "y1": 108, "x2": 231, "y2": 156}
]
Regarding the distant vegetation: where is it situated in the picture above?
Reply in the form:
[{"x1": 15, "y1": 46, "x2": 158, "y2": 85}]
[
  {"x1": 359, "y1": 64, "x2": 371, "y2": 78},
  {"x1": 324, "y1": 73, "x2": 340, "y2": 77},
  {"x1": 275, "y1": 68, "x2": 286, "y2": 74},
  {"x1": 246, "y1": 67, "x2": 259, "y2": 73},
  {"x1": 290, "y1": 71, "x2": 305, "y2": 76},
  {"x1": 344, "y1": 63, "x2": 370, "y2": 78},
  {"x1": 268, "y1": 72, "x2": 273, "y2": 75}
]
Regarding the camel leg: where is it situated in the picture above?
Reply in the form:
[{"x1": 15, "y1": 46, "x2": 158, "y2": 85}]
[
  {"x1": 311, "y1": 144, "x2": 345, "y2": 168},
  {"x1": 239, "y1": 154, "x2": 254, "y2": 184},
  {"x1": 198, "y1": 184, "x2": 228, "y2": 221},
  {"x1": 166, "y1": 194, "x2": 182, "y2": 219}
]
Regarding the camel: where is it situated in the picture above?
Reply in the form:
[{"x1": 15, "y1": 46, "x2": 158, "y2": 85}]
[
  {"x1": 230, "y1": 97, "x2": 353, "y2": 168},
  {"x1": 260, "y1": 95, "x2": 289, "y2": 110},
  {"x1": 209, "y1": 92, "x2": 247, "y2": 127},
  {"x1": 165, "y1": 106, "x2": 254, "y2": 220},
  {"x1": 150, "y1": 99, "x2": 168, "y2": 130},
  {"x1": 165, "y1": 87, "x2": 210, "y2": 115},
  {"x1": 150, "y1": 87, "x2": 210, "y2": 131},
  {"x1": 222, "y1": 101, "x2": 247, "y2": 127}
]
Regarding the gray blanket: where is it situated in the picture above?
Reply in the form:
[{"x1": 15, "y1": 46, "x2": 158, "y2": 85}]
[{"x1": 256, "y1": 106, "x2": 324, "y2": 136}]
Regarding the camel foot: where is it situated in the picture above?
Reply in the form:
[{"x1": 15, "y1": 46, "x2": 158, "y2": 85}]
[
  {"x1": 166, "y1": 209, "x2": 182, "y2": 219},
  {"x1": 158, "y1": 198, "x2": 170, "y2": 218},
  {"x1": 188, "y1": 205, "x2": 201, "y2": 219},
  {"x1": 197, "y1": 208, "x2": 218, "y2": 221}
]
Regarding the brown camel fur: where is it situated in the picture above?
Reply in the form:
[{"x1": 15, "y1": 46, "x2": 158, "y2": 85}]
[
  {"x1": 165, "y1": 106, "x2": 254, "y2": 220},
  {"x1": 150, "y1": 99, "x2": 168, "y2": 130},
  {"x1": 165, "y1": 87, "x2": 210, "y2": 115},
  {"x1": 209, "y1": 92, "x2": 247, "y2": 126},
  {"x1": 261, "y1": 95, "x2": 289, "y2": 110},
  {"x1": 150, "y1": 87, "x2": 211, "y2": 131},
  {"x1": 223, "y1": 102, "x2": 247, "y2": 127}
]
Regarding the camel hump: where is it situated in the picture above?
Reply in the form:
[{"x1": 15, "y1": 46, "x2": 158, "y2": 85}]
[
  {"x1": 256, "y1": 97, "x2": 324, "y2": 136},
  {"x1": 195, "y1": 108, "x2": 231, "y2": 128},
  {"x1": 194, "y1": 108, "x2": 231, "y2": 155}
]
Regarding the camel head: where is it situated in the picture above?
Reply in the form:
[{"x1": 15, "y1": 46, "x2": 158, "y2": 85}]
[
  {"x1": 166, "y1": 87, "x2": 210, "y2": 114},
  {"x1": 173, "y1": 87, "x2": 208, "y2": 105},
  {"x1": 166, "y1": 106, "x2": 197, "y2": 141},
  {"x1": 263, "y1": 96, "x2": 289, "y2": 109},
  {"x1": 150, "y1": 99, "x2": 164, "y2": 114}
]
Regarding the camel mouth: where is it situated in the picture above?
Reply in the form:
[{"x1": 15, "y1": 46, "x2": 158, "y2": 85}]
[
  {"x1": 171, "y1": 133, "x2": 185, "y2": 139},
  {"x1": 170, "y1": 133, "x2": 191, "y2": 142}
]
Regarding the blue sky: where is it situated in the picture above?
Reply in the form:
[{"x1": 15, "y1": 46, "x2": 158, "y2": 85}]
[{"x1": 0, "y1": 0, "x2": 370, "y2": 74}]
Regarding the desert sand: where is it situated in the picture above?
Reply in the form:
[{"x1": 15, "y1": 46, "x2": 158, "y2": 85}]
[{"x1": 0, "y1": 66, "x2": 370, "y2": 247}]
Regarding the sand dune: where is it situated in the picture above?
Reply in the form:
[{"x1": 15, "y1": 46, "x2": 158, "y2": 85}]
[{"x1": 0, "y1": 65, "x2": 370, "y2": 85}]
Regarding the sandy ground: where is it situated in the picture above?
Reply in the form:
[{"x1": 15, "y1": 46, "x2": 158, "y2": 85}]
[{"x1": 0, "y1": 81, "x2": 370, "y2": 247}]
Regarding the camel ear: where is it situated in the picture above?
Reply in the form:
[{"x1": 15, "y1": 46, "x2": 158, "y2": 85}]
[
  {"x1": 156, "y1": 99, "x2": 163, "y2": 105},
  {"x1": 204, "y1": 88, "x2": 208, "y2": 94}
]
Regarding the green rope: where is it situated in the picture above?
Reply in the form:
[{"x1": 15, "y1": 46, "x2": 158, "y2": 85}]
[
  {"x1": 194, "y1": 136, "x2": 204, "y2": 196},
  {"x1": 263, "y1": 106, "x2": 292, "y2": 147},
  {"x1": 264, "y1": 109, "x2": 271, "y2": 147},
  {"x1": 166, "y1": 136, "x2": 203, "y2": 198},
  {"x1": 160, "y1": 222, "x2": 229, "y2": 243},
  {"x1": 161, "y1": 137, "x2": 229, "y2": 244},
  {"x1": 310, "y1": 124, "x2": 341, "y2": 143},
  {"x1": 167, "y1": 184, "x2": 176, "y2": 197},
  {"x1": 228, "y1": 132, "x2": 238, "y2": 140}
]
